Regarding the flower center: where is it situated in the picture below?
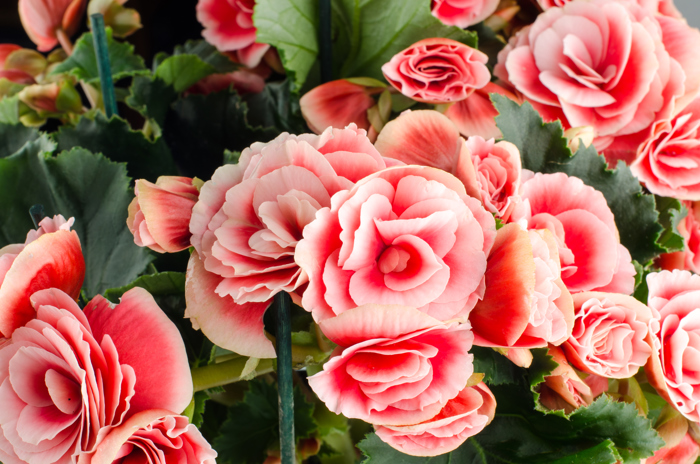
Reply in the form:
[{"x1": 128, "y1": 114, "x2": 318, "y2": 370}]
[{"x1": 377, "y1": 246, "x2": 411, "y2": 274}]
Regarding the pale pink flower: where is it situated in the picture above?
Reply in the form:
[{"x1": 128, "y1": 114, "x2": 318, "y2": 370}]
[{"x1": 431, "y1": 0, "x2": 500, "y2": 28}]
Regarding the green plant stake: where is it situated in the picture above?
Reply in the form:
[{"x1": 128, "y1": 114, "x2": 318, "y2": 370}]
[
  {"x1": 90, "y1": 14, "x2": 119, "y2": 118},
  {"x1": 29, "y1": 204, "x2": 45, "y2": 229},
  {"x1": 319, "y1": 0, "x2": 332, "y2": 83},
  {"x1": 276, "y1": 291, "x2": 295, "y2": 464}
]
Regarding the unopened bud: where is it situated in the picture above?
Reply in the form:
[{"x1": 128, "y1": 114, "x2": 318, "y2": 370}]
[
  {"x1": 88, "y1": 0, "x2": 142, "y2": 38},
  {"x1": 484, "y1": 5, "x2": 520, "y2": 32},
  {"x1": 4, "y1": 49, "x2": 47, "y2": 77},
  {"x1": 564, "y1": 126, "x2": 595, "y2": 153}
]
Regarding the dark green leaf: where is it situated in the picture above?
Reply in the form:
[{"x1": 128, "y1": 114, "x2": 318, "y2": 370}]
[
  {"x1": 104, "y1": 271, "x2": 185, "y2": 302},
  {"x1": 50, "y1": 30, "x2": 147, "y2": 83},
  {"x1": 472, "y1": 346, "x2": 524, "y2": 386},
  {"x1": 0, "y1": 95, "x2": 21, "y2": 124},
  {"x1": 171, "y1": 40, "x2": 238, "y2": 74},
  {"x1": 154, "y1": 55, "x2": 218, "y2": 93},
  {"x1": 191, "y1": 391, "x2": 210, "y2": 428},
  {"x1": 655, "y1": 196, "x2": 686, "y2": 253},
  {"x1": 0, "y1": 139, "x2": 152, "y2": 296},
  {"x1": 528, "y1": 348, "x2": 560, "y2": 415},
  {"x1": 493, "y1": 95, "x2": 665, "y2": 264},
  {"x1": 214, "y1": 380, "x2": 317, "y2": 464},
  {"x1": 245, "y1": 80, "x2": 308, "y2": 135},
  {"x1": 163, "y1": 90, "x2": 276, "y2": 179},
  {"x1": 0, "y1": 124, "x2": 38, "y2": 158},
  {"x1": 359, "y1": 433, "x2": 450, "y2": 463},
  {"x1": 54, "y1": 112, "x2": 176, "y2": 182},
  {"x1": 126, "y1": 76, "x2": 178, "y2": 129}
]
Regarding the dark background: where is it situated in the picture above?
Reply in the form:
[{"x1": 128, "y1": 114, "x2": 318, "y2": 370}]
[{"x1": 1, "y1": 0, "x2": 698, "y2": 67}]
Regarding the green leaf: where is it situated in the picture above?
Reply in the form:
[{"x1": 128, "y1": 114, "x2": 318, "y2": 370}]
[
  {"x1": 50, "y1": 29, "x2": 147, "y2": 83},
  {"x1": 54, "y1": 112, "x2": 176, "y2": 182},
  {"x1": 527, "y1": 348, "x2": 560, "y2": 415},
  {"x1": 214, "y1": 380, "x2": 317, "y2": 464},
  {"x1": 655, "y1": 196, "x2": 686, "y2": 253},
  {"x1": 253, "y1": 0, "x2": 319, "y2": 90},
  {"x1": 154, "y1": 55, "x2": 218, "y2": 93},
  {"x1": 0, "y1": 139, "x2": 152, "y2": 297},
  {"x1": 359, "y1": 433, "x2": 449, "y2": 463},
  {"x1": 163, "y1": 90, "x2": 276, "y2": 179},
  {"x1": 472, "y1": 346, "x2": 524, "y2": 386},
  {"x1": 245, "y1": 80, "x2": 308, "y2": 135},
  {"x1": 126, "y1": 76, "x2": 178, "y2": 129},
  {"x1": 0, "y1": 95, "x2": 21, "y2": 124},
  {"x1": 493, "y1": 95, "x2": 665, "y2": 264},
  {"x1": 171, "y1": 40, "x2": 238, "y2": 74},
  {"x1": 103, "y1": 271, "x2": 185, "y2": 302},
  {"x1": 184, "y1": 391, "x2": 210, "y2": 429},
  {"x1": 0, "y1": 123, "x2": 38, "y2": 158}
]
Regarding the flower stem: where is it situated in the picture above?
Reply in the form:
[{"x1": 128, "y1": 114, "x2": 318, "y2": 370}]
[
  {"x1": 191, "y1": 357, "x2": 275, "y2": 392},
  {"x1": 89, "y1": 14, "x2": 119, "y2": 118},
  {"x1": 319, "y1": 0, "x2": 332, "y2": 83},
  {"x1": 276, "y1": 291, "x2": 296, "y2": 464},
  {"x1": 29, "y1": 204, "x2": 45, "y2": 228},
  {"x1": 55, "y1": 28, "x2": 74, "y2": 56}
]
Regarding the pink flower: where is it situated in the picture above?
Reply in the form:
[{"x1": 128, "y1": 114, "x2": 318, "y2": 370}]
[
  {"x1": 295, "y1": 165, "x2": 496, "y2": 323},
  {"x1": 308, "y1": 304, "x2": 474, "y2": 425},
  {"x1": 658, "y1": 201, "x2": 700, "y2": 274},
  {"x1": 647, "y1": 433, "x2": 700, "y2": 464},
  {"x1": 431, "y1": 0, "x2": 500, "y2": 28},
  {"x1": 0, "y1": 287, "x2": 192, "y2": 464},
  {"x1": 187, "y1": 126, "x2": 396, "y2": 357},
  {"x1": 537, "y1": 346, "x2": 594, "y2": 414},
  {"x1": 466, "y1": 136, "x2": 521, "y2": 219},
  {"x1": 470, "y1": 224, "x2": 574, "y2": 347},
  {"x1": 0, "y1": 216, "x2": 84, "y2": 338},
  {"x1": 495, "y1": 0, "x2": 700, "y2": 159},
  {"x1": 631, "y1": 98, "x2": 700, "y2": 200},
  {"x1": 513, "y1": 172, "x2": 636, "y2": 294},
  {"x1": 561, "y1": 292, "x2": 653, "y2": 378},
  {"x1": 127, "y1": 176, "x2": 200, "y2": 254},
  {"x1": 0, "y1": 45, "x2": 35, "y2": 85},
  {"x1": 196, "y1": 0, "x2": 270, "y2": 68},
  {"x1": 645, "y1": 270, "x2": 700, "y2": 422},
  {"x1": 77, "y1": 409, "x2": 216, "y2": 464},
  {"x1": 538, "y1": 0, "x2": 675, "y2": 14},
  {"x1": 300, "y1": 80, "x2": 381, "y2": 134},
  {"x1": 445, "y1": 82, "x2": 521, "y2": 140},
  {"x1": 18, "y1": 0, "x2": 87, "y2": 51},
  {"x1": 374, "y1": 382, "x2": 495, "y2": 457},
  {"x1": 382, "y1": 38, "x2": 490, "y2": 104}
]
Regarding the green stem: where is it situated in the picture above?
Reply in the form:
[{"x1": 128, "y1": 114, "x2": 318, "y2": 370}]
[
  {"x1": 29, "y1": 204, "x2": 45, "y2": 229},
  {"x1": 276, "y1": 291, "x2": 296, "y2": 464},
  {"x1": 89, "y1": 14, "x2": 119, "y2": 118},
  {"x1": 191, "y1": 358, "x2": 274, "y2": 392}
]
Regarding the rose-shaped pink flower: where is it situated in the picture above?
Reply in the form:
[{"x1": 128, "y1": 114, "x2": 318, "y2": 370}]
[
  {"x1": 645, "y1": 270, "x2": 700, "y2": 421},
  {"x1": 308, "y1": 304, "x2": 474, "y2": 425},
  {"x1": 382, "y1": 38, "x2": 490, "y2": 104},
  {"x1": 0, "y1": 216, "x2": 84, "y2": 338},
  {"x1": 196, "y1": 0, "x2": 270, "y2": 68},
  {"x1": 127, "y1": 176, "x2": 200, "y2": 254},
  {"x1": 0, "y1": 287, "x2": 192, "y2": 464},
  {"x1": 537, "y1": 346, "x2": 594, "y2": 414},
  {"x1": 470, "y1": 225, "x2": 574, "y2": 347},
  {"x1": 537, "y1": 0, "x2": 674, "y2": 14},
  {"x1": 466, "y1": 136, "x2": 521, "y2": 219},
  {"x1": 300, "y1": 80, "x2": 382, "y2": 134},
  {"x1": 513, "y1": 172, "x2": 636, "y2": 294},
  {"x1": 295, "y1": 165, "x2": 496, "y2": 323},
  {"x1": 431, "y1": 0, "x2": 500, "y2": 28},
  {"x1": 187, "y1": 125, "x2": 397, "y2": 358},
  {"x1": 77, "y1": 409, "x2": 216, "y2": 464},
  {"x1": 647, "y1": 432, "x2": 700, "y2": 464},
  {"x1": 631, "y1": 98, "x2": 700, "y2": 200},
  {"x1": 561, "y1": 292, "x2": 653, "y2": 378},
  {"x1": 374, "y1": 382, "x2": 495, "y2": 457},
  {"x1": 495, "y1": 0, "x2": 700, "y2": 159},
  {"x1": 18, "y1": 0, "x2": 87, "y2": 52}
]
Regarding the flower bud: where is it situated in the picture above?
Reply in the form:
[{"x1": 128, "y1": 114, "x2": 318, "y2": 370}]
[
  {"x1": 88, "y1": 0, "x2": 142, "y2": 38},
  {"x1": 4, "y1": 48, "x2": 47, "y2": 77},
  {"x1": 564, "y1": 126, "x2": 595, "y2": 153}
]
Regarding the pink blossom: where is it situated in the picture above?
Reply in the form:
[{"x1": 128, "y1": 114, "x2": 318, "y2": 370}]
[
  {"x1": 495, "y1": 0, "x2": 700, "y2": 160},
  {"x1": 0, "y1": 287, "x2": 192, "y2": 464},
  {"x1": 295, "y1": 165, "x2": 496, "y2": 323},
  {"x1": 562, "y1": 292, "x2": 653, "y2": 378},
  {"x1": 631, "y1": 98, "x2": 700, "y2": 200},
  {"x1": 445, "y1": 82, "x2": 521, "y2": 140},
  {"x1": 77, "y1": 410, "x2": 216, "y2": 464},
  {"x1": 300, "y1": 80, "x2": 381, "y2": 134},
  {"x1": 18, "y1": 0, "x2": 87, "y2": 51},
  {"x1": 647, "y1": 433, "x2": 700, "y2": 464},
  {"x1": 374, "y1": 382, "x2": 496, "y2": 456},
  {"x1": 645, "y1": 270, "x2": 700, "y2": 422},
  {"x1": 537, "y1": 0, "x2": 676, "y2": 14},
  {"x1": 196, "y1": 0, "x2": 270, "y2": 68},
  {"x1": 382, "y1": 38, "x2": 490, "y2": 104},
  {"x1": 0, "y1": 216, "x2": 84, "y2": 337},
  {"x1": 537, "y1": 346, "x2": 594, "y2": 414},
  {"x1": 513, "y1": 172, "x2": 636, "y2": 294},
  {"x1": 187, "y1": 126, "x2": 396, "y2": 357},
  {"x1": 127, "y1": 176, "x2": 200, "y2": 254},
  {"x1": 658, "y1": 201, "x2": 700, "y2": 274},
  {"x1": 307, "y1": 304, "x2": 474, "y2": 425},
  {"x1": 431, "y1": 0, "x2": 500, "y2": 28}
]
